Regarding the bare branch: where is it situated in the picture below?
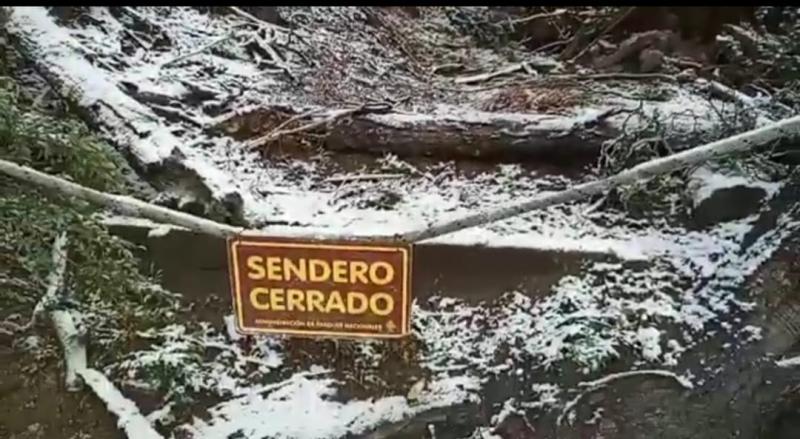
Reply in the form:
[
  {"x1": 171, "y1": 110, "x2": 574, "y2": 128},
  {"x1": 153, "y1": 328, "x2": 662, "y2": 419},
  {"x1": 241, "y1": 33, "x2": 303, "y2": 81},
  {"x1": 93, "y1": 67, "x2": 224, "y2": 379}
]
[
  {"x1": 244, "y1": 103, "x2": 392, "y2": 149},
  {"x1": 454, "y1": 63, "x2": 531, "y2": 85},
  {"x1": 325, "y1": 173, "x2": 404, "y2": 184},
  {"x1": 568, "y1": 6, "x2": 636, "y2": 62},
  {"x1": 508, "y1": 9, "x2": 568, "y2": 26},
  {"x1": 558, "y1": 369, "x2": 694, "y2": 426},
  {"x1": 403, "y1": 115, "x2": 800, "y2": 242},
  {"x1": 160, "y1": 31, "x2": 242, "y2": 68},
  {"x1": 0, "y1": 159, "x2": 244, "y2": 239},
  {"x1": 228, "y1": 6, "x2": 290, "y2": 32}
]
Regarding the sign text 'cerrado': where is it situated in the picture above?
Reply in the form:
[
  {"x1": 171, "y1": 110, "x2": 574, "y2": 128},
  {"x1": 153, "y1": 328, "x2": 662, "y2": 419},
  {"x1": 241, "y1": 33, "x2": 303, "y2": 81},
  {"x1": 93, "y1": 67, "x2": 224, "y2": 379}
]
[{"x1": 228, "y1": 236, "x2": 412, "y2": 338}]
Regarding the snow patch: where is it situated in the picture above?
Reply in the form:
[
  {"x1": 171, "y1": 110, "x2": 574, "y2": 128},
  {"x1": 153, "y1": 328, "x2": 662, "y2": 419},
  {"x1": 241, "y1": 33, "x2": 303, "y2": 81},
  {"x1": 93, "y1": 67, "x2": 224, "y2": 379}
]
[{"x1": 181, "y1": 374, "x2": 479, "y2": 439}]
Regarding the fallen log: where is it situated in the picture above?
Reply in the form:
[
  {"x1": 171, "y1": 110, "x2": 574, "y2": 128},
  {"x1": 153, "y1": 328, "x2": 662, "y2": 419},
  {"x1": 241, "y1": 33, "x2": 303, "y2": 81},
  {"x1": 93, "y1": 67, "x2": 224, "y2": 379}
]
[
  {"x1": 5, "y1": 115, "x2": 799, "y2": 245},
  {"x1": 18, "y1": 232, "x2": 164, "y2": 438},
  {"x1": 6, "y1": 7, "x2": 246, "y2": 226},
  {"x1": 403, "y1": 114, "x2": 800, "y2": 242},
  {"x1": 325, "y1": 109, "x2": 619, "y2": 164},
  {"x1": 219, "y1": 106, "x2": 621, "y2": 165}
]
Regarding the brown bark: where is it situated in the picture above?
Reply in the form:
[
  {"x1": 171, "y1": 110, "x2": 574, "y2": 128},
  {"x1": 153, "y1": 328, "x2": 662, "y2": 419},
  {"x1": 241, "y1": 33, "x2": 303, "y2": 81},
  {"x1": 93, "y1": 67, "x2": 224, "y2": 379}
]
[
  {"x1": 326, "y1": 114, "x2": 614, "y2": 165},
  {"x1": 214, "y1": 106, "x2": 620, "y2": 166}
]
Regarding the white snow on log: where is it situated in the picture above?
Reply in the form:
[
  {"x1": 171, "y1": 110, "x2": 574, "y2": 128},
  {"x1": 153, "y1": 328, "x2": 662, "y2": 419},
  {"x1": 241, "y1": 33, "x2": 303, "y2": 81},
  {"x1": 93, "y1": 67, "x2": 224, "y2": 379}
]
[
  {"x1": 364, "y1": 105, "x2": 609, "y2": 133},
  {"x1": 180, "y1": 374, "x2": 479, "y2": 439},
  {"x1": 78, "y1": 368, "x2": 164, "y2": 439},
  {"x1": 776, "y1": 355, "x2": 800, "y2": 368},
  {"x1": 36, "y1": 232, "x2": 88, "y2": 392},
  {"x1": 9, "y1": 7, "x2": 171, "y2": 164},
  {"x1": 29, "y1": 232, "x2": 69, "y2": 328},
  {"x1": 7, "y1": 7, "x2": 244, "y2": 203},
  {"x1": 52, "y1": 309, "x2": 87, "y2": 392}
]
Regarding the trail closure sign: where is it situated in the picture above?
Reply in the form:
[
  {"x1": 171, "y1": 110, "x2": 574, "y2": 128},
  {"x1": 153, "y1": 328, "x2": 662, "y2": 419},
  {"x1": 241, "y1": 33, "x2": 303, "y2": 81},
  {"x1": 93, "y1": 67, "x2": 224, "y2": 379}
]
[{"x1": 227, "y1": 235, "x2": 412, "y2": 339}]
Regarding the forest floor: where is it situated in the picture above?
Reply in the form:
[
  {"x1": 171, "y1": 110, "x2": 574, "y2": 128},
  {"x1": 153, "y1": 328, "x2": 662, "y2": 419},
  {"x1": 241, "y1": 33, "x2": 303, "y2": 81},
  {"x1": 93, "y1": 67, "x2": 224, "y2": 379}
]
[{"x1": 1, "y1": 6, "x2": 800, "y2": 439}]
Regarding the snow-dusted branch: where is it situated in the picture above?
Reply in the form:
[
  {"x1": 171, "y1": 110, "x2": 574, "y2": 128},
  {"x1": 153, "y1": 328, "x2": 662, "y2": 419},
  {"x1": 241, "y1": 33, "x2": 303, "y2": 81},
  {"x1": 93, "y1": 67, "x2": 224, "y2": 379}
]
[
  {"x1": 28, "y1": 232, "x2": 69, "y2": 330},
  {"x1": 24, "y1": 233, "x2": 164, "y2": 437},
  {"x1": 28, "y1": 232, "x2": 85, "y2": 393},
  {"x1": 557, "y1": 369, "x2": 694, "y2": 426},
  {"x1": 404, "y1": 114, "x2": 800, "y2": 242},
  {"x1": 78, "y1": 368, "x2": 164, "y2": 439},
  {"x1": 51, "y1": 308, "x2": 87, "y2": 391},
  {"x1": 776, "y1": 355, "x2": 800, "y2": 368},
  {"x1": 0, "y1": 158, "x2": 243, "y2": 239}
]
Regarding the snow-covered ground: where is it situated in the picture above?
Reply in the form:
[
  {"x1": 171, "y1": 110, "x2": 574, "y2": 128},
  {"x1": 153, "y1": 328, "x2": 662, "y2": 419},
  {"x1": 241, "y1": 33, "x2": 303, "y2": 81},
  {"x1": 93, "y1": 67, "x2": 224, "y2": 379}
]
[{"x1": 7, "y1": 6, "x2": 800, "y2": 438}]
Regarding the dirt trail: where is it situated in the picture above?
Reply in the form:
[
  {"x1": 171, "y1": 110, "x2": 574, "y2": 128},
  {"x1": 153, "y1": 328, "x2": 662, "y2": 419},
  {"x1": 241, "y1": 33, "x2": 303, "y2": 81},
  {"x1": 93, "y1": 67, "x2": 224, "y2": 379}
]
[
  {"x1": 108, "y1": 223, "x2": 606, "y2": 315},
  {"x1": 0, "y1": 349, "x2": 122, "y2": 439}
]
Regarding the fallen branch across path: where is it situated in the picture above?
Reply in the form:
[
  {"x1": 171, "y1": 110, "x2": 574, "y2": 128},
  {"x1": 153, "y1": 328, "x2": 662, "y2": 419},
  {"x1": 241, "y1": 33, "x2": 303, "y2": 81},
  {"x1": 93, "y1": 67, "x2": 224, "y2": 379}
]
[
  {"x1": 78, "y1": 369, "x2": 164, "y2": 439},
  {"x1": 0, "y1": 159, "x2": 243, "y2": 239},
  {"x1": 557, "y1": 369, "x2": 694, "y2": 426},
  {"x1": 29, "y1": 233, "x2": 164, "y2": 438},
  {"x1": 4, "y1": 116, "x2": 799, "y2": 244},
  {"x1": 0, "y1": 159, "x2": 384, "y2": 241},
  {"x1": 402, "y1": 114, "x2": 800, "y2": 242}
]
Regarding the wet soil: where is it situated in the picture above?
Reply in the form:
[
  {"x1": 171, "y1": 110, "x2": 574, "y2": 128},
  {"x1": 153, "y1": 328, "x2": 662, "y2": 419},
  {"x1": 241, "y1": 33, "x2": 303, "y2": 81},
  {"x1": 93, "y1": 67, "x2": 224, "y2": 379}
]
[
  {"x1": 108, "y1": 224, "x2": 607, "y2": 323},
  {"x1": 0, "y1": 348, "x2": 123, "y2": 439},
  {"x1": 106, "y1": 222, "x2": 607, "y2": 403}
]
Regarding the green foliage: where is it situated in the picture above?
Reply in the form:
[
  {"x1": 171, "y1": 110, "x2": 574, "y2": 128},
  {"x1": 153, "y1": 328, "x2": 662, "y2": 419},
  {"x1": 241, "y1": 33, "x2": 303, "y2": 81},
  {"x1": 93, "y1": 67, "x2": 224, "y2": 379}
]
[
  {"x1": 0, "y1": 78, "x2": 178, "y2": 361},
  {"x1": 0, "y1": 83, "x2": 123, "y2": 191}
]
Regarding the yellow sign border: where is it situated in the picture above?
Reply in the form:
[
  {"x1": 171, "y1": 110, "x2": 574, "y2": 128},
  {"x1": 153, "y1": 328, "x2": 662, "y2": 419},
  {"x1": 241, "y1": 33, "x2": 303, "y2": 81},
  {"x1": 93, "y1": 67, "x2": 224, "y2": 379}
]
[{"x1": 228, "y1": 239, "x2": 412, "y2": 339}]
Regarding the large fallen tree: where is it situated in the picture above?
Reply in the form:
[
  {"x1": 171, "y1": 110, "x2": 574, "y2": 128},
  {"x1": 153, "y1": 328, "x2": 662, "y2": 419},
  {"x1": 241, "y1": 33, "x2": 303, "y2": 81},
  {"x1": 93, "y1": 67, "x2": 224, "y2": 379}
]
[
  {"x1": 4, "y1": 113, "x2": 798, "y2": 244},
  {"x1": 5, "y1": 6, "x2": 247, "y2": 226},
  {"x1": 217, "y1": 104, "x2": 621, "y2": 164}
]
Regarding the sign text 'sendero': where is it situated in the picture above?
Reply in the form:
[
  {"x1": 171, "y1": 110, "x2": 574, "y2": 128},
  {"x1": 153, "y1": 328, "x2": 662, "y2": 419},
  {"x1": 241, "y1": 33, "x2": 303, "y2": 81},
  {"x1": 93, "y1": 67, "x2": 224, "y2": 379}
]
[{"x1": 228, "y1": 236, "x2": 412, "y2": 338}]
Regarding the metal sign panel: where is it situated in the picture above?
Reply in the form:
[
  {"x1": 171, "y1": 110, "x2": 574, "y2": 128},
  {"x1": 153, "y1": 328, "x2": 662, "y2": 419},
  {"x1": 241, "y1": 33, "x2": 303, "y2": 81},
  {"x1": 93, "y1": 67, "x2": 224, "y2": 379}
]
[{"x1": 228, "y1": 236, "x2": 412, "y2": 338}]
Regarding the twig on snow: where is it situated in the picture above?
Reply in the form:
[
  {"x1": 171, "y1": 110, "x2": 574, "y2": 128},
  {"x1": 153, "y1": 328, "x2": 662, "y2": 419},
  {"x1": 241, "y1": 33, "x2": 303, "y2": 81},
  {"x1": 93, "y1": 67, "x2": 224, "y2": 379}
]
[
  {"x1": 454, "y1": 63, "x2": 532, "y2": 85},
  {"x1": 557, "y1": 370, "x2": 694, "y2": 426},
  {"x1": 533, "y1": 39, "x2": 569, "y2": 54},
  {"x1": 439, "y1": 71, "x2": 676, "y2": 93},
  {"x1": 508, "y1": 9, "x2": 568, "y2": 25},
  {"x1": 228, "y1": 6, "x2": 290, "y2": 32},
  {"x1": 160, "y1": 31, "x2": 243, "y2": 68},
  {"x1": 325, "y1": 173, "x2": 404, "y2": 184},
  {"x1": 245, "y1": 103, "x2": 392, "y2": 149},
  {"x1": 0, "y1": 159, "x2": 244, "y2": 239}
]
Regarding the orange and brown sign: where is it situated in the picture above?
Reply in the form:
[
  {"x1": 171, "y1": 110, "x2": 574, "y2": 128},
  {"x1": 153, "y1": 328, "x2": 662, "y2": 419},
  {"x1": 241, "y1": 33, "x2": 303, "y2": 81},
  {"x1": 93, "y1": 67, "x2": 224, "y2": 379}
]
[{"x1": 227, "y1": 235, "x2": 412, "y2": 338}]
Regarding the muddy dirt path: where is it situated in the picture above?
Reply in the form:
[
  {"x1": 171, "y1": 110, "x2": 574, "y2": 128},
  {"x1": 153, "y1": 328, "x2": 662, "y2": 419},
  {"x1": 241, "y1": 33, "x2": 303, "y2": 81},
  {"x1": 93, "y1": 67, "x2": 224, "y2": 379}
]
[
  {"x1": 0, "y1": 349, "x2": 123, "y2": 439},
  {"x1": 109, "y1": 223, "x2": 608, "y2": 323}
]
